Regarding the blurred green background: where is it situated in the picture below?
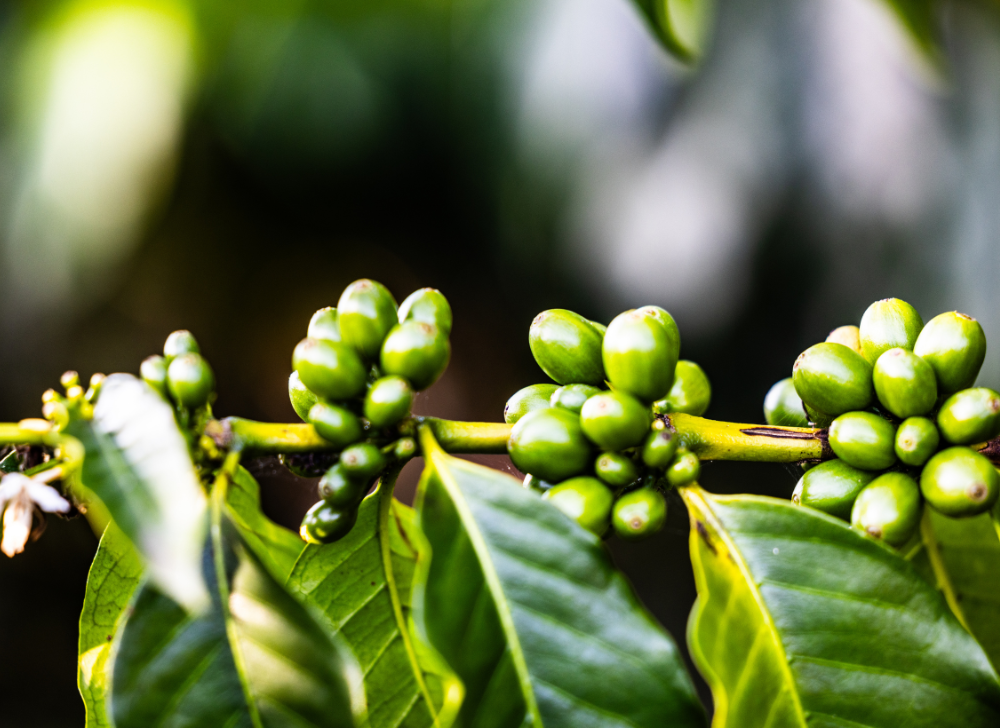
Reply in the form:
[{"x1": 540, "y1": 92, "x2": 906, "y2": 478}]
[{"x1": 2, "y1": 0, "x2": 1000, "y2": 722}]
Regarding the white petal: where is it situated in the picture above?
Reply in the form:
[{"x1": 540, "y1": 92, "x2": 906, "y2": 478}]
[
  {"x1": 2, "y1": 494, "x2": 33, "y2": 557},
  {"x1": 26, "y1": 481, "x2": 71, "y2": 513},
  {"x1": 0, "y1": 473, "x2": 32, "y2": 512}
]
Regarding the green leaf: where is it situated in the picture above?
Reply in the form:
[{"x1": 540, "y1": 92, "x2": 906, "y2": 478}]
[
  {"x1": 631, "y1": 0, "x2": 713, "y2": 63},
  {"x1": 682, "y1": 486, "x2": 1000, "y2": 727},
  {"x1": 880, "y1": 0, "x2": 943, "y2": 65},
  {"x1": 78, "y1": 523, "x2": 143, "y2": 728},
  {"x1": 109, "y1": 471, "x2": 365, "y2": 728},
  {"x1": 66, "y1": 373, "x2": 209, "y2": 611},
  {"x1": 289, "y1": 469, "x2": 461, "y2": 728},
  {"x1": 227, "y1": 465, "x2": 305, "y2": 581},
  {"x1": 908, "y1": 505, "x2": 1000, "y2": 672},
  {"x1": 413, "y1": 426, "x2": 706, "y2": 728}
]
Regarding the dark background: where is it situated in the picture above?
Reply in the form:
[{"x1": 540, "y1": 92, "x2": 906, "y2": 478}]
[{"x1": 2, "y1": 0, "x2": 1000, "y2": 723}]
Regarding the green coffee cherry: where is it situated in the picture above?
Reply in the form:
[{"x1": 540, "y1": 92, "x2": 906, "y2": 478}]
[
  {"x1": 763, "y1": 378, "x2": 810, "y2": 428},
  {"x1": 163, "y1": 330, "x2": 199, "y2": 362},
  {"x1": 828, "y1": 412, "x2": 896, "y2": 471},
  {"x1": 654, "y1": 360, "x2": 711, "y2": 416},
  {"x1": 338, "y1": 279, "x2": 398, "y2": 359},
  {"x1": 317, "y1": 463, "x2": 371, "y2": 507},
  {"x1": 594, "y1": 452, "x2": 639, "y2": 488},
  {"x1": 394, "y1": 437, "x2": 417, "y2": 461},
  {"x1": 141, "y1": 355, "x2": 168, "y2": 397},
  {"x1": 380, "y1": 321, "x2": 450, "y2": 391},
  {"x1": 308, "y1": 402, "x2": 363, "y2": 449},
  {"x1": 550, "y1": 384, "x2": 602, "y2": 414},
  {"x1": 921, "y1": 446, "x2": 1000, "y2": 517},
  {"x1": 293, "y1": 338, "x2": 367, "y2": 401},
  {"x1": 523, "y1": 474, "x2": 553, "y2": 492},
  {"x1": 166, "y1": 353, "x2": 214, "y2": 408},
  {"x1": 612, "y1": 488, "x2": 667, "y2": 540},
  {"x1": 667, "y1": 450, "x2": 700, "y2": 488},
  {"x1": 339, "y1": 443, "x2": 386, "y2": 481},
  {"x1": 826, "y1": 325, "x2": 863, "y2": 356},
  {"x1": 308, "y1": 307, "x2": 341, "y2": 342},
  {"x1": 872, "y1": 348, "x2": 937, "y2": 418},
  {"x1": 792, "y1": 343, "x2": 873, "y2": 416},
  {"x1": 851, "y1": 472, "x2": 921, "y2": 546},
  {"x1": 398, "y1": 288, "x2": 452, "y2": 335},
  {"x1": 542, "y1": 476, "x2": 613, "y2": 535},
  {"x1": 793, "y1": 459, "x2": 877, "y2": 520},
  {"x1": 603, "y1": 307, "x2": 680, "y2": 403},
  {"x1": 504, "y1": 384, "x2": 558, "y2": 424},
  {"x1": 859, "y1": 298, "x2": 923, "y2": 364},
  {"x1": 508, "y1": 408, "x2": 591, "y2": 482},
  {"x1": 364, "y1": 376, "x2": 412, "y2": 429},
  {"x1": 528, "y1": 309, "x2": 605, "y2": 386},
  {"x1": 579, "y1": 391, "x2": 650, "y2": 451},
  {"x1": 288, "y1": 371, "x2": 320, "y2": 422},
  {"x1": 301, "y1": 500, "x2": 358, "y2": 544},
  {"x1": 913, "y1": 311, "x2": 987, "y2": 393},
  {"x1": 894, "y1": 417, "x2": 939, "y2": 467},
  {"x1": 642, "y1": 429, "x2": 680, "y2": 470},
  {"x1": 936, "y1": 388, "x2": 1000, "y2": 445}
]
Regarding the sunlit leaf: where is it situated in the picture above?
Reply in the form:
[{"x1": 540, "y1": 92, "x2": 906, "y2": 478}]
[
  {"x1": 631, "y1": 0, "x2": 713, "y2": 63},
  {"x1": 290, "y1": 469, "x2": 461, "y2": 728},
  {"x1": 682, "y1": 486, "x2": 1000, "y2": 727},
  {"x1": 413, "y1": 426, "x2": 706, "y2": 728}
]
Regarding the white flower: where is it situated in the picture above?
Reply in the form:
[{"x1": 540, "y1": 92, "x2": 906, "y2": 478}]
[{"x1": 0, "y1": 472, "x2": 70, "y2": 557}]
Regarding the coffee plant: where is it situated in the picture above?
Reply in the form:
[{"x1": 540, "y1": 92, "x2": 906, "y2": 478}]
[{"x1": 0, "y1": 272, "x2": 995, "y2": 727}]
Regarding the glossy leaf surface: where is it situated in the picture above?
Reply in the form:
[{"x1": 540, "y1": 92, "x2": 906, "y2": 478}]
[
  {"x1": 631, "y1": 0, "x2": 712, "y2": 62},
  {"x1": 78, "y1": 524, "x2": 143, "y2": 728},
  {"x1": 228, "y1": 465, "x2": 304, "y2": 580},
  {"x1": 67, "y1": 373, "x2": 209, "y2": 611},
  {"x1": 683, "y1": 486, "x2": 1000, "y2": 727},
  {"x1": 909, "y1": 505, "x2": 1000, "y2": 672},
  {"x1": 110, "y1": 472, "x2": 364, "y2": 728},
  {"x1": 290, "y1": 472, "x2": 460, "y2": 728},
  {"x1": 414, "y1": 426, "x2": 705, "y2": 728}
]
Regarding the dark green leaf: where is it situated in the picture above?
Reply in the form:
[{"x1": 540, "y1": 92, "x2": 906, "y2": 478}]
[
  {"x1": 290, "y1": 471, "x2": 461, "y2": 728},
  {"x1": 78, "y1": 524, "x2": 143, "y2": 728},
  {"x1": 110, "y1": 474, "x2": 364, "y2": 728},
  {"x1": 682, "y1": 486, "x2": 1000, "y2": 727},
  {"x1": 227, "y1": 465, "x2": 304, "y2": 581},
  {"x1": 413, "y1": 426, "x2": 705, "y2": 728},
  {"x1": 631, "y1": 0, "x2": 712, "y2": 62},
  {"x1": 66, "y1": 373, "x2": 209, "y2": 611},
  {"x1": 880, "y1": 0, "x2": 943, "y2": 64},
  {"x1": 908, "y1": 504, "x2": 1000, "y2": 672}
]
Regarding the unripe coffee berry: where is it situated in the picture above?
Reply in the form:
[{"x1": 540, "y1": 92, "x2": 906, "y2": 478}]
[
  {"x1": 508, "y1": 408, "x2": 591, "y2": 482},
  {"x1": 293, "y1": 338, "x2": 367, "y2": 401},
  {"x1": 308, "y1": 307, "x2": 342, "y2": 342},
  {"x1": 872, "y1": 348, "x2": 937, "y2": 418},
  {"x1": 504, "y1": 384, "x2": 558, "y2": 424},
  {"x1": 339, "y1": 443, "x2": 386, "y2": 482},
  {"x1": 166, "y1": 353, "x2": 214, "y2": 408},
  {"x1": 792, "y1": 343, "x2": 873, "y2": 416},
  {"x1": 550, "y1": 384, "x2": 602, "y2": 414},
  {"x1": 936, "y1": 388, "x2": 1000, "y2": 445},
  {"x1": 666, "y1": 451, "x2": 700, "y2": 488},
  {"x1": 793, "y1": 459, "x2": 876, "y2": 520},
  {"x1": 163, "y1": 329, "x2": 199, "y2": 362},
  {"x1": 602, "y1": 307, "x2": 680, "y2": 403},
  {"x1": 763, "y1": 378, "x2": 809, "y2": 428},
  {"x1": 828, "y1": 412, "x2": 897, "y2": 471},
  {"x1": 894, "y1": 417, "x2": 939, "y2": 467},
  {"x1": 612, "y1": 488, "x2": 667, "y2": 540},
  {"x1": 301, "y1": 500, "x2": 358, "y2": 544},
  {"x1": 398, "y1": 288, "x2": 453, "y2": 336},
  {"x1": 380, "y1": 321, "x2": 450, "y2": 391},
  {"x1": 364, "y1": 376, "x2": 413, "y2": 429},
  {"x1": 594, "y1": 452, "x2": 639, "y2": 488},
  {"x1": 826, "y1": 325, "x2": 863, "y2": 355},
  {"x1": 528, "y1": 309, "x2": 605, "y2": 386},
  {"x1": 309, "y1": 402, "x2": 363, "y2": 449},
  {"x1": 859, "y1": 298, "x2": 923, "y2": 364},
  {"x1": 642, "y1": 429, "x2": 680, "y2": 470},
  {"x1": 542, "y1": 476, "x2": 613, "y2": 535},
  {"x1": 289, "y1": 371, "x2": 320, "y2": 422},
  {"x1": 141, "y1": 355, "x2": 169, "y2": 397},
  {"x1": 913, "y1": 311, "x2": 987, "y2": 393},
  {"x1": 920, "y1": 447, "x2": 999, "y2": 518},
  {"x1": 338, "y1": 279, "x2": 398, "y2": 360},
  {"x1": 579, "y1": 391, "x2": 650, "y2": 451},
  {"x1": 851, "y1": 472, "x2": 921, "y2": 546},
  {"x1": 654, "y1": 360, "x2": 711, "y2": 416},
  {"x1": 318, "y1": 463, "x2": 371, "y2": 507}
]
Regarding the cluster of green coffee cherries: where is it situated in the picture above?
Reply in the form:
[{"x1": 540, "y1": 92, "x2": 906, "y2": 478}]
[
  {"x1": 140, "y1": 330, "x2": 217, "y2": 415},
  {"x1": 287, "y1": 280, "x2": 452, "y2": 544},
  {"x1": 763, "y1": 298, "x2": 1000, "y2": 547},
  {"x1": 504, "y1": 306, "x2": 711, "y2": 540}
]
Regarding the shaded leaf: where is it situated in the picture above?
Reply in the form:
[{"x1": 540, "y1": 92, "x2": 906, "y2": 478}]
[
  {"x1": 78, "y1": 523, "x2": 143, "y2": 728},
  {"x1": 228, "y1": 465, "x2": 304, "y2": 581},
  {"x1": 110, "y1": 473, "x2": 364, "y2": 728},
  {"x1": 414, "y1": 426, "x2": 705, "y2": 728},
  {"x1": 682, "y1": 486, "x2": 1000, "y2": 727},
  {"x1": 290, "y1": 470, "x2": 461, "y2": 728},
  {"x1": 67, "y1": 373, "x2": 208, "y2": 611},
  {"x1": 909, "y1": 504, "x2": 1000, "y2": 672}
]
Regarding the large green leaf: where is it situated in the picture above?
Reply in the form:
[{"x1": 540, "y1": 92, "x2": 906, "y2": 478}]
[
  {"x1": 228, "y1": 464, "x2": 305, "y2": 581},
  {"x1": 66, "y1": 373, "x2": 209, "y2": 611},
  {"x1": 631, "y1": 0, "x2": 713, "y2": 62},
  {"x1": 413, "y1": 426, "x2": 705, "y2": 728},
  {"x1": 682, "y1": 485, "x2": 1000, "y2": 727},
  {"x1": 109, "y1": 471, "x2": 365, "y2": 728},
  {"x1": 289, "y1": 470, "x2": 461, "y2": 728},
  {"x1": 908, "y1": 505, "x2": 1000, "y2": 672},
  {"x1": 78, "y1": 523, "x2": 143, "y2": 728}
]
